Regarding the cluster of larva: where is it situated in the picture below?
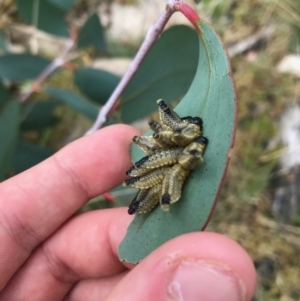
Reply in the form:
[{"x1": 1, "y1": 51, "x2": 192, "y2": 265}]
[{"x1": 124, "y1": 99, "x2": 208, "y2": 215}]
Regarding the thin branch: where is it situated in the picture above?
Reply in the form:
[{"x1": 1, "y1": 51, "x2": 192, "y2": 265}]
[
  {"x1": 20, "y1": 36, "x2": 76, "y2": 103},
  {"x1": 85, "y1": 0, "x2": 183, "y2": 135}
]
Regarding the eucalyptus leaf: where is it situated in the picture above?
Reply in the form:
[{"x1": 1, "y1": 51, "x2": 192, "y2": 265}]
[
  {"x1": 0, "y1": 82, "x2": 9, "y2": 109},
  {"x1": 44, "y1": 87, "x2": 99, "y2": 120},
  {"x1": 11, "y1": 139, "x2": 54, "y2": 174},
  {"x1": 21, "y1": 100, "x2": 61, "y2": 131},
  {"x1": 47, "y1": 0, "x2": 76, "y2": 12},
  {"x1": 119, "y1": 19, "x2": 237, "y2": 263},
  {"x1": 0, "y1": 54, "x2": 51, "y2": 81},
  {"x1": 74, "y1": 68, "x2": 120, "y2": 104},
  {"x1": 78, "y1": 13, "x2": 106, "y2": 52},
  {"x1": 120, "y1": 25, "x2": 199, "y2": 123},
  {"x1": 16, "y1": 0, "x2": 69, "y2": 37},
  {"x1": 0, "y1": 32, "x2": 7, "y2": 53},
  {"x1": 0, "y1": 100, "x2": 20, "y2": 181}
]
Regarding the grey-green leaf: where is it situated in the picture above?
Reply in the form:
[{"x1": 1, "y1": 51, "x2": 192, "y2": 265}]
[
  {"x1": 16, "y1": 0, "x2": 69, "y2": 37},
  {"x1": 78, "y1": 13, "x2": 107, "y2": 52},
  {"x1": 47, "y1": 0, "x2": 76, "y2": 12},
  {"x1": 0, "y1": 54, "x2": 51, "y2": 81},
  {"x1": 118, "y1": 19, "x2": 237, "y2": 263},
  {"x1": 44, "y1": 87, "x2": 99, "y2": 120},
  {"x1": 0, "y1": 32, "x2": 7, "y2": 53},
  {"x1": 0, "y1": 82, "x2": 9, "y2": 109},
  {"x1": 74, "y1": 68, "x2": 120, "y2": 104},
  {"x1": 120, "y1": 25, "x2": 199, "y2": 123},
  {"x1": 11, "y1": 139, "x2": 54, "y2": 174},
  {"x1": 21, "y1": 100, "x2": 61, "y2": 131},
  {"x1": 0, "y1": 100, "x2": 20, "y2": 181}
]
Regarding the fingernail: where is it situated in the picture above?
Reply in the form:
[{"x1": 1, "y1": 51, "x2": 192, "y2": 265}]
[{"x1": 167, "y1": 261, "x2": 245, "y2": 301}]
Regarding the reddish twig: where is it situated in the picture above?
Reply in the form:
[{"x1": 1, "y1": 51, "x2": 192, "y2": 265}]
[
  {"x1": 102, "y1": 192, "x2": 115, "y2": 202},
  {"x1": 176, "y1": 2, "x2": 201, "y2": 34}
]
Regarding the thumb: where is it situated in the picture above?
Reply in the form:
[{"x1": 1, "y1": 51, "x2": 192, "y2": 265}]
[
  {"x1": 105, "y1": 232, "x2": 256, "y2": 301},
  {"x1": 168, "y1": 258, "x2": 245, "y2": 301}
]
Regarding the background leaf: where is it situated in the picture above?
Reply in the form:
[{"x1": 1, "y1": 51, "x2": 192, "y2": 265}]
[
  {"x1": 74, "y1": 68, "x2": 120, "y2": 104},
  {"x1": 120, "y1": 25, "x2": 199, "y2": 123},
  {"x1": 0, "y1": 82, "x2": 9, "y2": 109},
  {"x1": 77, "y1": 13, "x2": 107, "y2": 51},
  {"x1": 11, "y1": 139, "x2": 54, "y2": 174},
  {"x1": 16, "y1": 0, "x2": 69, "y2": 37},
  {"x1": 119, "y1": 20, "x2": 237, "y2": 263},
  {"x1": 20, "y1": 100, "x2": 61, "y2": 131},
  {"x1": 0, "y1": 54, "x2": 51, "y2": 81},
  {"x1": 47, "y1": 0, "x2": 76, "y2": 12},
  {"x1": 0, "y1": 32, "x2": 7, "y2": 53},
  {"x1": 0, "y1": 100, "x2": 20, "y2": 180},
  {"x1": 45, "y1": 87, "x2": 99, "y2": 120}
]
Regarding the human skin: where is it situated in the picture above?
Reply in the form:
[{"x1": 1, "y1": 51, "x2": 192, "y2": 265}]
[{"x1": 0, "y1": 124, "x2": 256, "y2": 301}]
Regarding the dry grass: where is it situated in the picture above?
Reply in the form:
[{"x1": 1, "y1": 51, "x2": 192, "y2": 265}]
[{"x1": 200, "y1": 0, "x2": 300, "y2": 300}]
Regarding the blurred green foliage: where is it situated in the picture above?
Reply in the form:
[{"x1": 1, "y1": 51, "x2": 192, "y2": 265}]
[
  {"x1": 1, "y1": 1, "x2": 300, "y2": 297},
  {"x1": 0, "y1": 2, "x2": 199, "y2": 184},
  {"x1": 16, "y1": 0, "x2": 71, "y2": 37}
]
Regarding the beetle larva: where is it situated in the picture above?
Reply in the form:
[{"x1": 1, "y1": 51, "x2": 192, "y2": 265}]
[{"x1": 125, "y1": 100, "x2": 208, "y2": 214}]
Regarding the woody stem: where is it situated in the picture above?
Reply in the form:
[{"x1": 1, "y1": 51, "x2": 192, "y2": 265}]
[{"x1": 85, "y1": 0, "x2": 183, "y2": 135}]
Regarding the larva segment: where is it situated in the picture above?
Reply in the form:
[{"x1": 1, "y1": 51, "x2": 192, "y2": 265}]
[
  {"x1": 126, "y1": 166, "x2": 151, "y2": 177},
  {"x1": 181, "y1": 116, "x2": 203, "y2": 128},
  {"x1": 134, "y1": 148, "x2": 183, "y2": 169},
  {"x1": 153, "y1": 131, "x2": 177, "y2": 148},
  {"x1": 126, "y1": 99, "x2": 208, "y2": 214},
  {"x1": 132, "y1": 135, "x2": 161, "y2": 154},
  {"x1": 156, "y1": 99, "x2": 182, "y2": 130},
  {"x1": 178, "y1": 136, "x2": 208, "y2": 170},
  {"x1": 172, "y1": 123, "x2": 202, "y2": 146},
  {"x1": 160, "y1": 164, "x2": 190, "y2": 211},
  {"x1": 148, "y1": 119, "x2": 170, "y2": 132},
  {"x1": 123, "y1": 167, "x2": 170, "y2": 189},
  {"x1": 128, "y1": 185, "x2": 161, "y2": 214}
]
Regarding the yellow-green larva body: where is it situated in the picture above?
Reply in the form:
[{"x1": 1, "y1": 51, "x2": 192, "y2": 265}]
[
  {"x1": 132, "y1": 135, "x2": 161, "y2": 154},
  {"x1": 156, "y1": 99, "x2": 182, "y2": 130},
  {"x1": 148, "y1": 119, "x2": 167, "y2": 132},
  {"x1": 128, "y1": 185, "x2": 161, "y2": 214},
  {"x1": 134, "y1": 148, "x2": 183, "y2": 169},
  {"x1": 172, "y1": 123, "x2": 202, "y2": 146},
  {"x1": 160, "y1": 164, "x2": 190, "y2": 211},
  {"x1": 153, "y1": 131, "x2": 177, "y2": 148},
  {"x1": 125, "y1": 99, "x2": 208, "y2": 215},
  {"x1": 123, "y1": 167, "x2": 170, "y2": 189}
]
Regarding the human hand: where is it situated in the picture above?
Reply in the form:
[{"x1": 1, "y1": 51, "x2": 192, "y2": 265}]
[{"x1": 0, "y1": 125, "x2": 256, "y2": 301}]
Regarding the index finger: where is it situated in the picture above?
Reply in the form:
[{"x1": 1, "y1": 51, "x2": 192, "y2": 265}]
[{"x1": 0, "y1": 124, "x2": 139, "y2": 290}]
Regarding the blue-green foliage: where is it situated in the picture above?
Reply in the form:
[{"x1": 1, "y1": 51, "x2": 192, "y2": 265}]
[{"x1": 0, "y1": 3, "x2": 200, "y2": 180}]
